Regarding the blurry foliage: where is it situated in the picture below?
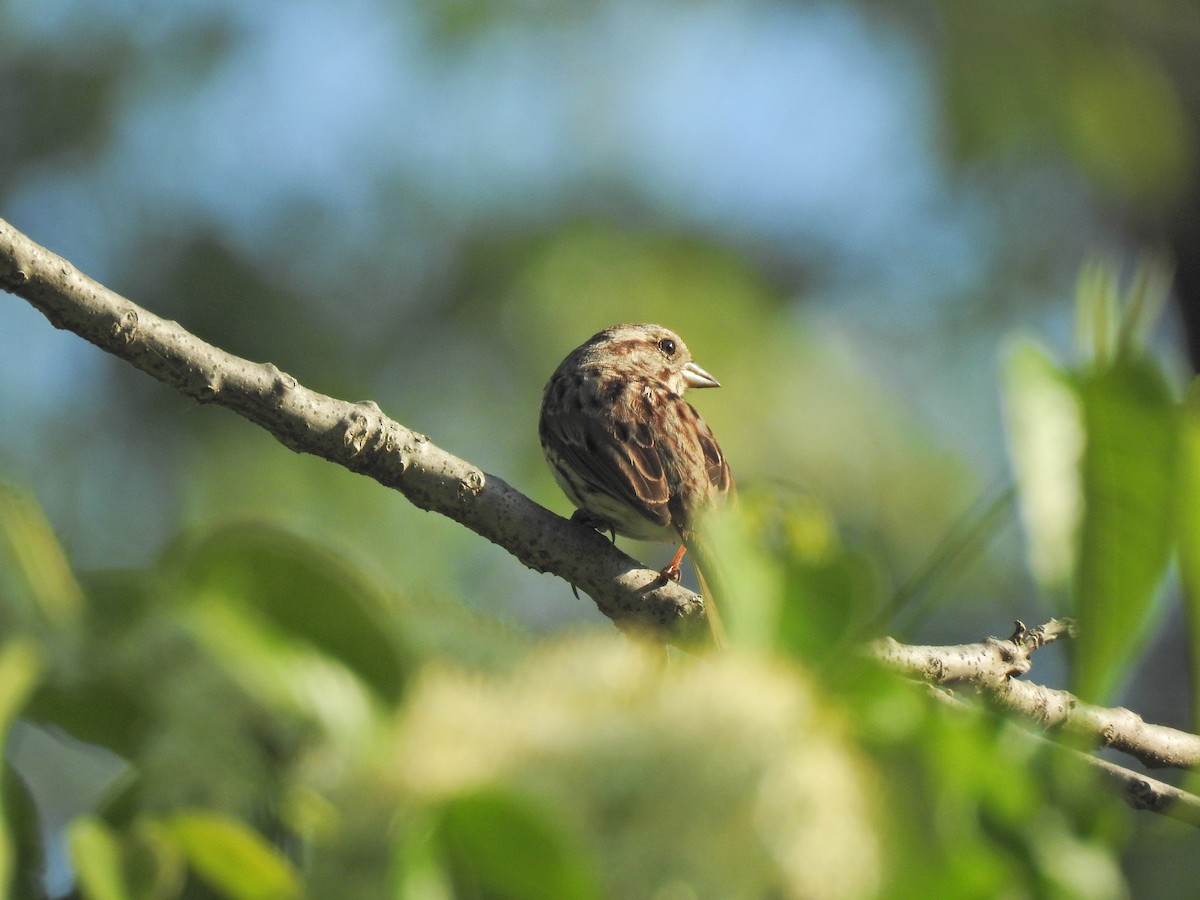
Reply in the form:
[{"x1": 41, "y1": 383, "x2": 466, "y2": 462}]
[
  {"x1": 6, "y1": 0, "x2": 1200, "y2": 895},
  {"x1": 934, "y1": 0, "x2": 1198, "y2": 206},
  {"x1": 1005, "y1": 260, "x2": 1180, "y2": 704},
  {"x1": 0, "y1": 468, "x2": 1135, "y2": 897},
  {"x1": 0, "y1": 51, "x2": 126, "y2": 171}
]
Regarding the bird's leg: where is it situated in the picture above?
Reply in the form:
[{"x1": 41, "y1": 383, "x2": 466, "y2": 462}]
[
  {"x1": 659, "y1": 543, "x2": 688, "y2": 583},
  {"x1": 571, "y1": 509, "x2": 616, "y2": 541}
]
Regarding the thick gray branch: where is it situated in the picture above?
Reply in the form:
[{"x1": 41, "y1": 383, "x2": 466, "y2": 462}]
[
  {"x1": 874, "y1": 619, "x2": 1200, "y2": 770},
  {"x1": 0, "y1": 217, "x2": 713, "y2": 648}
]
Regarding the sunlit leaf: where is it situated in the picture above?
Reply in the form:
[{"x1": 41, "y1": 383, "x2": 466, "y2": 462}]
[
  {"x1": 167, "y1": 811, "x2": 301, "y2": 900},
  {"x1": 435, "y1": 789, "x2": 600, "y2": 900},
  {"x1": 1076, "y1": 256, "x2": 1173, "y2": 363},
  {"x1": 391, "y1": 814, "x2": 454, "y2": 900},
  {"x1": 126, "y1": 818, "x2": 187, "y2": 898},
  {"x1": 1072, "y1": 358, "x2": 1176, "y2": 702},
  {"x1": 0, "y1": 639, "x2": 42, "y2": 898},
  {"x1": 0, "y1": 483, "x2": 84, "y2": 626},
  {"x1": 69, "y1": 816, "x2": 130, "y2": 900},
  {"x1": 1075, "y1": 259, "x2": 1120, "y2": 364},
  {"x1": 1003, "y1": 341, "x2": 1084, "y2": 594},
  {"x1": 698, "y1": 504, "x2": 784, "y2": 652},
  {"x1": 728, "y1": 488, "x2": 876, "y2": 657},
  {"x1": 1116, "y1": 257, "x2": 1172, "y2": 356}
]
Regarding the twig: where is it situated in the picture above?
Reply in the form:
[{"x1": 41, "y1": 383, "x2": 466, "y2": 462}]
[
  {"x1": 872, "y1": 618, "x2": 1076, "y2": 686},
  {"x1": 0, "y1": 217, "x2": 714, "y2": 649}
]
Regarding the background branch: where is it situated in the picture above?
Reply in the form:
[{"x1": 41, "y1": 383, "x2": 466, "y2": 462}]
[
  {"x1": 874, "y1": 619, "x2": 1200, "y2": 770},
  {"x1": 0, "y1": 216, "x2": 713, "y2": 648}
]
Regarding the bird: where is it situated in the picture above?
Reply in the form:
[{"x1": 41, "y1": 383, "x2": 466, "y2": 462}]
[{"x1": 538, "y1": 323, "x2": 733, "y2": 646}]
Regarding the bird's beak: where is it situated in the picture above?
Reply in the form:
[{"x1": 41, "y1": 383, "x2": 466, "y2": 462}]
[{"x1": 681, "y1": 361, "x2": 720, "y2": 389}]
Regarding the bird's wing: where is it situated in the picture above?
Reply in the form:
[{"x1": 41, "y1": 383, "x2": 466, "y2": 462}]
[{"x1": 541, "y1": 391, "x2": 673, "y2": 530}]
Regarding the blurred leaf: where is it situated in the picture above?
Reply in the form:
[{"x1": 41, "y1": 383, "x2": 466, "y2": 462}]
[
  {"x1": 1075, "y1": 259, "x2": 1121, "y2": 365},
  {"x1": 852, "y1": 662, "x2": 1127, "y2": 898},
  {"x1": 729, "y1": 488, "x2": 877, "y2": 658},
  {"x1": 1003, "y1": 341, "x2": 1085, "y2": 594},
  {"x1": 1076, "y1": 255, "x2": 1173, "y2": 362},
  {"x1": 390, "y1": 638, "x2": 881, "y2": 898},
  {"x1": 167, "y1": 811, "x2": 301, "y2": 900},
  {"x1": 1116, "y1": 256, "x2": 1172, "y2": 355},
  {"x1": 1059, "y1": 38, "x2": 1194, "y2": 205},
  {"x1": 435, "y1": 789, "x2": 600, "y2": 900},
  {"x1": 1177, "y1": 382, "x2": 1200, "y2": 729},
  {"x1": 184, "y1": 598, "x2": 378, "y2": 739},
  {"x1": 391, "y1": 814, "x2": 454, "y2": 900},
  {"x1": 0, "y1": 640, "x2": 42, "y2": 898},
  {"x1": 938, "y1": 2, "x2": 1195, "y2": 205},
  {"x1": 69, "y1": 816, "x2": 130, "y2": 900},
  {"x1": 163, "y1": 523, "x2": 409, "y2": 703},
  {"x1": 24, "y1": 571, "x2": 157, "y2": 758},
  {"x1": 0, "y1": 50, "x2": 127, "y2": 172},
  {"x1": 126, "y1": 818, "x2": 187, "y2": 899},
  {"x1": 0, "y1": 483, "x2": 84, "y2": 627},
  {"x1": 698, "y1": 503, "x2": 784, "y2": 653},
  {"x1": 1072, "y1": 357, "x2": 1176, "y2": 702},
  {"x1": 1005, "y1": 254, "x2": 1178, "y2": 704}
]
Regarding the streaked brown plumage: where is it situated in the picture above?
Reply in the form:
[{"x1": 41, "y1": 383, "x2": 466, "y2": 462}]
[{"x1": 539, "y1": 323, "x2": 732, "y2": 645}]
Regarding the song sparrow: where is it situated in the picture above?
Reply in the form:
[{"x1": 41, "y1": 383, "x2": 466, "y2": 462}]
[{"x1": 539, "y1": 323, "x2": 733, "y2": 644}]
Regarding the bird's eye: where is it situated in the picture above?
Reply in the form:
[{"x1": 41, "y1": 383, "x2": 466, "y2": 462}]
[{"x1": 657, "y1": 338, "x2": 676, "y2": 357}]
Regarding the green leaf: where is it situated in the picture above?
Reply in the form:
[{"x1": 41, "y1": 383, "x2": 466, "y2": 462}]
[
  {"x1": 162, "y1": 523, "x2": 409, "y2": 702},
  {"x1": 697, "y1": 503, "x2": 784, "y2": 653},
  {"x1": 0, "y1": 640, "x2": 41, "y2": 898},
  {"x1": 0, "y1": 483, "x2": 84, "y2": 626},
  {"x1": 435, "y1": 789, "x2": 600, "y2": 900},
  {"x1": 23, "y1": 570, "x2": 157, "y2": 758},
  {"x1": 1003, "y1": 341, "x2": 1085, "y2": 594},
  {"x1": 1060, "y1": 39, "x2": 1194, "y2": 205},
  {"x1": 69, "y1": 816, "x2": 130, "y2": 900},
  {"x1": 391, "y1": 814, "x2": 454, "y2": 900},
  {"x1": 1075, "y1": 258, "x2": 1120, "y2": 364},
  {"x1": 1072, "y1": 358, "x2": 1177, "y2": 702},
  {"x1": 1075, "y1": 255, "x2": 1172, "y2": 363},
  {"x1": 1176, "y1": 382, "x2": 1200, "y2": 728},
  {"x1": 167, "y1": 811, "x2": 301, "y2": 900}
]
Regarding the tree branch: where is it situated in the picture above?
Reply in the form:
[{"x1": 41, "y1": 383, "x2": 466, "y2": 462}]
[
  {"x1": 0, "y1": 216, "x2": 714, "y2": 649},
  {"x1": 7, "y1": 218, "x2": 1200, "y2": 828},
  {"x1": 873, "y1": 619, "x2": 1200, "y2": 770}
]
